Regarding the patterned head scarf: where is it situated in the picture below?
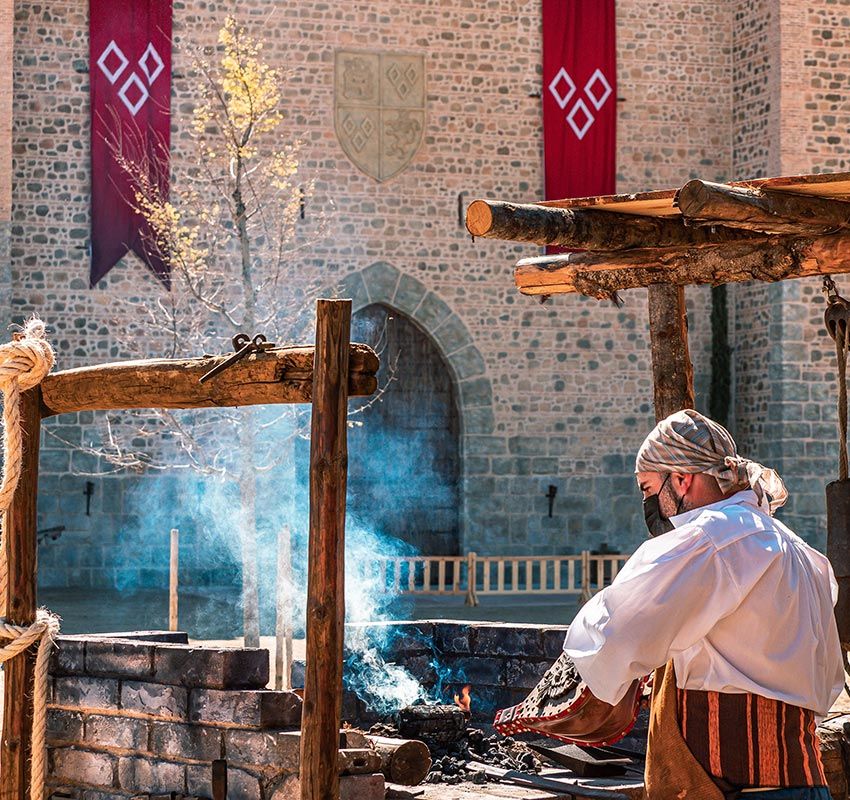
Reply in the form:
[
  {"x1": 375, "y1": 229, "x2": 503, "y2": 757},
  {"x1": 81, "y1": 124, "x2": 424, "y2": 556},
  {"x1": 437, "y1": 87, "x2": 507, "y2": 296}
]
[{"x1": 635, "y1": 409, "x2": 788, "y2": 515}]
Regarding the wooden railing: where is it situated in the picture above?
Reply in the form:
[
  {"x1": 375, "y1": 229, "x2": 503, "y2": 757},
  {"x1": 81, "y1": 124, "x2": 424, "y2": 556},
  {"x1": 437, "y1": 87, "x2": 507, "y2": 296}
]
[{"x1": 361, "y1": 551, "x2": 632, "y2": 606}]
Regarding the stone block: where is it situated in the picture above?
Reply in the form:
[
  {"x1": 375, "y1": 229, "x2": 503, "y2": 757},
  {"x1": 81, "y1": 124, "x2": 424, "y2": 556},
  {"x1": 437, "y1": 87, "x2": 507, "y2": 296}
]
[
  {"x1": 336, "y1": 271, "x2": 370, "y2": 310},
  {"x1": 290, "y1": 660, "x2": 306, "y2": 688},
  {"x1": 414, "y1": 292, "x2": 452, "y2": 331},
  {"x1": 465, "y1": 407, "x2": 496, "y2": 435},
  {"x1": 187, "y1": 764, "x2": 261, "y2": 800},
  {"x1": 503, "y1": 658, "x2": 551, "y2": 689},
  {"x1": 53, "y1": 676, "x2": 120, "y2": 711},
  {"x1": 459, "y1": 376, "x2": 493, "y2": 408},
  {"x1": 392, "y1": 274, "x2": 427, "y2": 315},
  {"x1": 121, "y1": 682, "x2": 188, "y2": 721},
  {"x1": 97, "y1": 631, "x2": 189, "y2": 644},
  {"x1": 189, "y1": 689, "x2": 302, "y2": 729},
  {"x1": 50, "y1": 636, "x2": 86, "y2": 675},
  {"x1": 153, "y1": 645, "x2": 269, "y2": 689},
  {"x1": 51, "y1": 747, "x2": 116, "y2": 787},
  {"x1": 434, "y1": 621, "x2": 471, "y2": 654},
  {"x1": 472, "y1": 623, "x2": 544, "y2": 657},
  {"x1": 47, "y1": 709, "x2": 84, "y2": 745},
  {"x1": 85, "y1": 715, "x2": 148, "y2": 751},
  {"x1": 270, "y1": 773, "x2": 385, "y2": 800},
  {"x1": 85, "y1": 639, "x2": 155, "y2": 679},
  {"x1": 224, "y1": 729, "x2": 301, "y2": 769},
  {"x1": 448, "y1": 345, "x2": 486, "y2": 380},
  {"x1": 149, "y1": 721, "x2": 222, "y2": 762},
  {"x1": 117, "y1": 756, "x2": 185, "y2": 794},
  {"x1": 541, "y1": 627, "x2": 569, "y2": 659},
  {"x1": 433, "y1": 314, "x2": 472, "y2": 354},
  {"x1": 346, "y1": 621, "x2": 433, "y2": 655},
  {"x1": 441, "y1": 655, "x2": 503, "y2": 686},
  {"x1": 360, "y1": 261, "x2": 400, "y2": 303}
]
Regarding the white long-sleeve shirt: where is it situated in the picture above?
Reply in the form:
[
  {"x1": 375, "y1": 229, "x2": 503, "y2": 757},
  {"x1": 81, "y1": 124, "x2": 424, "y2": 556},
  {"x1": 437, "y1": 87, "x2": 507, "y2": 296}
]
[{"x1": 563, "y1": 490, "x2": 844, "y2": 716}]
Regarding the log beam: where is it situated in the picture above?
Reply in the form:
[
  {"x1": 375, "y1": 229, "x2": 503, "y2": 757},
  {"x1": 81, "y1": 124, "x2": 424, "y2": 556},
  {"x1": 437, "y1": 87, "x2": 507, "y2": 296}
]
[
  {"x1": 514, "y1": 233, "x2": 850, "y2": 299},
  {"x1": 648, "y1": 285, "x2": 694, "y2": 420},
  {"x1": 301, "y1": 300, "x2": 351, "y2": 800},
  {"x1": 677, "y1": 180, "x2": 850, "y2": 234},
  {"x1": 38, "y1": 344, "x2": 379, "y2": 417},
  {"x1": 465, "y1": 199, "x2": 757, "y2": 250},
  {"x1": 1, "y1": 389, "x2": 41, "y2": 800}
]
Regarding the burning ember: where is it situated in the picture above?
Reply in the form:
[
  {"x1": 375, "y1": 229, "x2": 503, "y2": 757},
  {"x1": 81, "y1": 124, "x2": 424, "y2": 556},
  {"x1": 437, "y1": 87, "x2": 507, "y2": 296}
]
[{"x1": 454, "y1": 685, "x2": 472, "y2": 714}]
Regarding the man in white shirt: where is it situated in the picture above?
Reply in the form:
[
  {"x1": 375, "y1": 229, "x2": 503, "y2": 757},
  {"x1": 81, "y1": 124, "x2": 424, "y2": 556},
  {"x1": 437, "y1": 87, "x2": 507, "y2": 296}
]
[{"x1": 563, "y1": 409, "x2": 844, "y2": 800}]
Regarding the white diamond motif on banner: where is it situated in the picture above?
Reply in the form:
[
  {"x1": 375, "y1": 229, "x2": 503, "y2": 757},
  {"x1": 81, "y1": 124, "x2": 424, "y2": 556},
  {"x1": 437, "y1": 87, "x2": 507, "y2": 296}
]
[
  {"x1": 584, "y1": 68, "x2": 612, "y2": 110},
  {"x1": 97, "y1": 40, "x2": 129, "y2": 85},
  {"x1": 139, "y1": 43, "x2": 165, "y2": 84},
  {"x1": 548, "y1": 67, "x2": 576, "y2": 110},
  {"x1": 567, "y1": 98, "x2": 594, "y2": 140},
  {"x1": 118, "y1": 72, "x2": 150, "y2": 116}
]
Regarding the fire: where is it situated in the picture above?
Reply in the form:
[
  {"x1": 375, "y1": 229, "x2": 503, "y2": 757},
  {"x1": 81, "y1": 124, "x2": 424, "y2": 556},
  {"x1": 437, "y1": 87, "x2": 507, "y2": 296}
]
[{"x1": 454, "y1": 684, "x2": 472, "y2": 713}]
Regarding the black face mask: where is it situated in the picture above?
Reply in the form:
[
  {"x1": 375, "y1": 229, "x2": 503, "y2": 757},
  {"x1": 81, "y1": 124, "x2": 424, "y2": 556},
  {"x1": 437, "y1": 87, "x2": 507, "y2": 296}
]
[{"x1": 642, "y1": 473, "x2": 683, "y2": 538}]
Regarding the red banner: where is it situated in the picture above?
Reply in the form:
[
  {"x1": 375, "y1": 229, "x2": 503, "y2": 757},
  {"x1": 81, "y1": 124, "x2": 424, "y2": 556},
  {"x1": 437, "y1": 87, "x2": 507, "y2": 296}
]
[
  {"x1": 542, "y1": 0, "x2": 616, "y2": 202},
  {"x1": 89, "y1": 0, "x2": 172, "y2": 286}
]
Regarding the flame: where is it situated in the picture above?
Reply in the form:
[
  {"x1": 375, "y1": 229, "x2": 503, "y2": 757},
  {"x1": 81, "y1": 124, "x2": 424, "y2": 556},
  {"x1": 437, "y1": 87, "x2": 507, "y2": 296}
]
[{"x1": 454, "y1": 684, "x2": 471, "y2": 713}]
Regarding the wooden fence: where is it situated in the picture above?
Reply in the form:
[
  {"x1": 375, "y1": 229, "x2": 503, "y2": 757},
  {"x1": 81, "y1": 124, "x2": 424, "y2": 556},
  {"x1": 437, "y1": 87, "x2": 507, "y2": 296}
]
[{"x1": 361, "y1": 551, "x2": 631, "y2": 606}]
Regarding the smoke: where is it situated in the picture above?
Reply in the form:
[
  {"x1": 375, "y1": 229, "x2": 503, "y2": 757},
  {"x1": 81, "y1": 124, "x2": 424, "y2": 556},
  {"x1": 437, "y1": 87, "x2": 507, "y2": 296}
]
[{"x1": 112, "y1": 404, "x2": 452, "y2": 714}]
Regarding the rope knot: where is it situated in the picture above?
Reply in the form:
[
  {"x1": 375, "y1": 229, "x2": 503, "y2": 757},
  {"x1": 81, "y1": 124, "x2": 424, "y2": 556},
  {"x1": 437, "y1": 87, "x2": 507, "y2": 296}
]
[{"x1": 0, "y1": 317, "x2": 55, "y2": 392}]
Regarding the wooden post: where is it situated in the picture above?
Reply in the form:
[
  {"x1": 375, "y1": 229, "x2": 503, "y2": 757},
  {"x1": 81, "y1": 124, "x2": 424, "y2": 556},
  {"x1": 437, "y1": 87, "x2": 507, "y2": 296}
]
[
  {"x1": 1, "y1": 388, "x2": 42, "y2": 800},
  {"x1": 647, "y1": 284, "x2": 695, "y2": 421},
  {"x1": 169, "y1": 528, "x2": 179, "y2": 632},
  {"x1": 275, "y1": 524, "x2": 294, "y2": 691},
  {"x1": 300, "y1": 300, "x2": 351, "y2": 800}
]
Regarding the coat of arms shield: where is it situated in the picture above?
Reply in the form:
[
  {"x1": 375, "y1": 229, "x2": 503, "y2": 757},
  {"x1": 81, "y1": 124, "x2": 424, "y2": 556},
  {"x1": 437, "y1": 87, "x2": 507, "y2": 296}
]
[{"x1": 335, "y1": 51, "x2": 425, "y2": 182}]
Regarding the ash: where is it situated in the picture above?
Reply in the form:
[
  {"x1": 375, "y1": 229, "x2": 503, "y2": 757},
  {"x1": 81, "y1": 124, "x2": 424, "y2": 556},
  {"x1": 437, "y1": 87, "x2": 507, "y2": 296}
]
[{"x1": 370, "y1": 720, "x2": 540, "y2": 785}]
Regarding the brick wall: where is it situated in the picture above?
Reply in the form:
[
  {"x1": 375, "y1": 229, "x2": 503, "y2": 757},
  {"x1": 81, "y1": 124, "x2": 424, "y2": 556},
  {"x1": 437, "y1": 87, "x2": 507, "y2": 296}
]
[
  {"x1": 10, "y1": 1, "x2": 850, "y2": 590},
  {"x1": 46, "y1": 631, "x2": 385, "y2": 800}
]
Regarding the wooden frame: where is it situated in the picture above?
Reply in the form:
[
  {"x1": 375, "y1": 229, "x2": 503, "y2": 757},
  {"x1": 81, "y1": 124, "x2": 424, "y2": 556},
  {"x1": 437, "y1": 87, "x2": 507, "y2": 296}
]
[{"x1": 1, "y1": 299, "x2": 377, "y2": 800}]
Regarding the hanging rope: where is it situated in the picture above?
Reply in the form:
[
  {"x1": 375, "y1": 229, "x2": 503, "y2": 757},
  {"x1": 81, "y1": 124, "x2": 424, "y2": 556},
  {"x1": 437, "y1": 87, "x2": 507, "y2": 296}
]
[
  {"x1": 0, "y1": 317, "x2": 59, "y2": 800},
  {"x1": 835, "y1": 316, "x2": 848, "y2": 481}
]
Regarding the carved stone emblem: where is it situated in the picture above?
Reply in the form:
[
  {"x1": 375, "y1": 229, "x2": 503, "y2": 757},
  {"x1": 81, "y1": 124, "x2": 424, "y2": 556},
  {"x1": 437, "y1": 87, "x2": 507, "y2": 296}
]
[{"x1": 335, "y1": 51, "x2": 425, "y2": 181}]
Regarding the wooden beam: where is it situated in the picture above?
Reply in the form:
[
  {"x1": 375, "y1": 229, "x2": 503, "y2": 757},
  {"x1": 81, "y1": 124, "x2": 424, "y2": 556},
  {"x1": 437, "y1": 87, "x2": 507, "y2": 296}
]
[
  {"x1": 647, "y1": 285, "x2": 694, "y2": 420},
  {"x1": 514, "y1": 233, "x2": 850, "y2": 299},
  {"x1": 677, "y1": 180, "x2": 850, "y2": 234},
  {"x1": 39, "y1": 344, "x2": 379, "y2": 417},
  {"x1": 466, "y1": 199, "x2": 758, "y2": 249},
  {"x1": 1, "y1": 388, "x2": 42, "y2": 800},
  {"x1": 301, "y1": 300, "x2": 351, "y2": 800}
]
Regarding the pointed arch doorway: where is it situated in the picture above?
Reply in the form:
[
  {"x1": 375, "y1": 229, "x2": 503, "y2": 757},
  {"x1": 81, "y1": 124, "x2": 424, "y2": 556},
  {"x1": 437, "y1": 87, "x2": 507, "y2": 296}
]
[{"x1": 348, "y1": 303, "x2": 461, "y2": 556}]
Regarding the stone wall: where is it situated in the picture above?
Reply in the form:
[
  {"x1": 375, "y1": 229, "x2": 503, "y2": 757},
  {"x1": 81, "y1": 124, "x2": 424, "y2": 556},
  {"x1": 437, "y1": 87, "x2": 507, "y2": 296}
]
[
  {"x1": 729, "y1": 0, "x2": 850, "y2": 548},
  {"x1": 46, "y1": 631, "x2": 384, "y2": 800},
  {"x1": 0, "y1": 0, "x2": 12, "y2": 319},
  {"x1": 9, "y1": 1, "x2": 850, "y2": 589}
]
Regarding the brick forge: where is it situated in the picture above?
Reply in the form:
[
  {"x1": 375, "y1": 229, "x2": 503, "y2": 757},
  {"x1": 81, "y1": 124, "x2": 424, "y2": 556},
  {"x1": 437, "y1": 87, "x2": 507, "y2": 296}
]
[
  {"x1": 45, "y1": 622, "x2": 850, "y2": 800},
  {"x1": 45, "y1": 632, "x2": 385, "y2": 800},
  {"x1": 45, "y1": 621, "x2": 577, "y2": 797}
]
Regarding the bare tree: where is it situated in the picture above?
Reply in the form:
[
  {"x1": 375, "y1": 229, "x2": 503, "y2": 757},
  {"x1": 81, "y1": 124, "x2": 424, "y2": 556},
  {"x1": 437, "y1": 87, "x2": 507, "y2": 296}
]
[{"x1": 87, "y1": 16, "x2": 324, "y2": 646}]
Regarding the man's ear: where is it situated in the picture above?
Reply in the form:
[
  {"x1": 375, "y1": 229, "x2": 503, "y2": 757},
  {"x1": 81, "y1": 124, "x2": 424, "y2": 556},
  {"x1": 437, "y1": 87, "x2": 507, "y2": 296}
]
[{"x1": 673, "y1": 473, "x2": 694, "y2": 494}]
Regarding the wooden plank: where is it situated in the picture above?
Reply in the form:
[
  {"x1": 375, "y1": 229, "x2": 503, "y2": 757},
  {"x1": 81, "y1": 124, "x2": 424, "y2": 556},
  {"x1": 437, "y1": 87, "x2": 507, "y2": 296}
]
[
  {"x1": 514, "y1": 233, "x2": 850, "y2": 298},
  {"x1": 648, "y1": 284, "x2": 694, "y2": 419},
  {"x1": 1, "y1": 388, "x2": 41, "y2": 800},
  {"x1": 527, "y1": 171, "x2": 850, "y2": 218},
  {"x1": 169, "y1": 528, "x2": 179, "y2": 632},
  {"x1": 39, "y1": 344, "x2": 379, "y2": 417},
  {"x1": 677, "y1": 179, "x2": 850, "y2": 234},
  {"x1": 300, "y1": 300, "x2": 352, "y2": 800}
]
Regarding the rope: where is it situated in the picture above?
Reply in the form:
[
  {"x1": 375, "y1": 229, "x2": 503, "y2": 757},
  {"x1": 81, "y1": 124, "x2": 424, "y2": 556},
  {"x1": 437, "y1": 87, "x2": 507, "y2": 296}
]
[
  {"x1": 0, "y1": 317, "x2": 58, "y2": 800},
  {"x1": 836, "y1": 320, "x2": 848, "y2": 481}
]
